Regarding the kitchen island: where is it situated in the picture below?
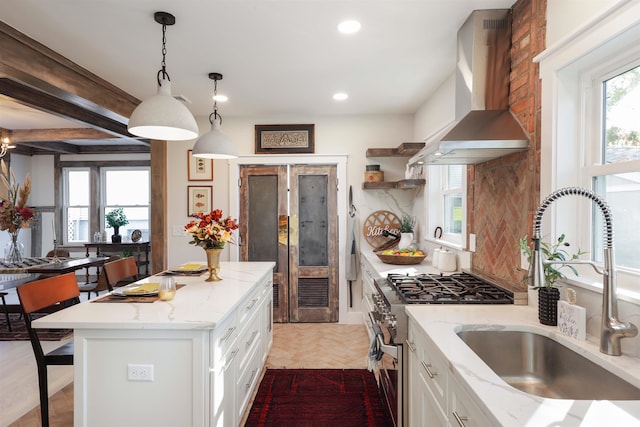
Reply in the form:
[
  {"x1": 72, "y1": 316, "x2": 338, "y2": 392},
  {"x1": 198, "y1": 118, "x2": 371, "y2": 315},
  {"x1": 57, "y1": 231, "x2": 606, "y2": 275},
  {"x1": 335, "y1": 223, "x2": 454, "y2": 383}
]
[
  {"x1": 33, "y1": 261, "x2": 275, "y2": 427},
  {"x1": 407, "y1": 304, "x2": 640, "y2": 426}
]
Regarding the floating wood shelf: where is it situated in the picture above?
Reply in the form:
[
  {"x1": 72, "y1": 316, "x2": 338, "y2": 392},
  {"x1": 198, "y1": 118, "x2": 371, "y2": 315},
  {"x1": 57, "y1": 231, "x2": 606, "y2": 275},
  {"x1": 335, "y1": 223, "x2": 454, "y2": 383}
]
[
  {"x1": 366, "y1": 142, "x2": 425, "y2": 158},
  {"x1": 362, "y1": 179, "x2": 425, "y2": 190}
]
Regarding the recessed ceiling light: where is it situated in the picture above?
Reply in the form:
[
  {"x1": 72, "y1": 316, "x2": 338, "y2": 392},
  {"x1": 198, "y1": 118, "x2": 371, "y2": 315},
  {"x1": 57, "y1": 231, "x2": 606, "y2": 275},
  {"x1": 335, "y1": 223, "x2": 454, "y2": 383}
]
[
  {"x1": 213, "y1": 94, "x2": 228, "y2": 102},
  {"x1": 333, "y1": 92, "x2": 348, "y2": 101},
  {"x1": 338, "y1": 20, "x2": 361, "y2": 34}
]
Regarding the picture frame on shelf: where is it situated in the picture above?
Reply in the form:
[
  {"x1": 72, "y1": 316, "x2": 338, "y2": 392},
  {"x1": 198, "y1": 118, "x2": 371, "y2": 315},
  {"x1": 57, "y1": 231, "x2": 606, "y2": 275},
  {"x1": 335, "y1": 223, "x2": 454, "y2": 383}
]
[
  {"x1": 187, "y1": 186, "x2": 212, "y2": 216},
  {"x1": 187, "y1": 149, "x2": 214, "y2": 181},
  {"x1": 255, "y1": 124, "x2": 315, "y2": 154}
]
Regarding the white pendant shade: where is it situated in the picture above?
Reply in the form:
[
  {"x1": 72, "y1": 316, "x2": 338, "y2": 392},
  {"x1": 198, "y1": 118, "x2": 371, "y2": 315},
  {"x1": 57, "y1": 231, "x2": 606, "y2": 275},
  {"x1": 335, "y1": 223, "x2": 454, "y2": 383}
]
[
  {"x1": 192, "y1": 119, "x2": 238, "y2": 159},
  {"x1": 128, "y1": 80, "x2": 199, "y2": 141}
]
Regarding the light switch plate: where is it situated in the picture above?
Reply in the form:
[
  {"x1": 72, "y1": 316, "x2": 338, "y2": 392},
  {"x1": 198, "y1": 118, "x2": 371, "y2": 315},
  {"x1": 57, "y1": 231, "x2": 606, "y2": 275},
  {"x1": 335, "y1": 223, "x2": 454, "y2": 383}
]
[{"x1": 172, "y1": 225, "x2": 185, "y2": 236}]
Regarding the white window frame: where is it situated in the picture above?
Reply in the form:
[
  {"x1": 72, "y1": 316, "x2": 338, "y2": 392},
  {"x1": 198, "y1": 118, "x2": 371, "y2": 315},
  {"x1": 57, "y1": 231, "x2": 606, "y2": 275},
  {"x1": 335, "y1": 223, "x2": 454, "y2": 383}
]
[
  {"x1": 61, "y1": 165, "x2": 150, "y2": 245},
  {"x1": 426, "y1": 164, "x2": 467, "y2": 249},
  {"x1": 537, "y1": 1, "x2": 640, "y2": 295},
  {"x1": 62, "y1": 167, "x2": 90, "y2": 245}
]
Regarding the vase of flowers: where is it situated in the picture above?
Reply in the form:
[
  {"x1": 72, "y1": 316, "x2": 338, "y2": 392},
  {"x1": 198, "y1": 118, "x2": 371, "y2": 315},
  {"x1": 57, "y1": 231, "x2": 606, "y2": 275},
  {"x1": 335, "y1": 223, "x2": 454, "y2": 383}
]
[
  {"x1": 184, "y1": 209, "x2": 239, "y2": 282},
  {"x1": 520, "y1": 234, "x2": 586, "y2": 326},
  {"x1": 105, "y1": 208, "x2": 129, "y2": 243},
  {"x1": 0, "y1": 160, "x2": 34, "y2": 264}
]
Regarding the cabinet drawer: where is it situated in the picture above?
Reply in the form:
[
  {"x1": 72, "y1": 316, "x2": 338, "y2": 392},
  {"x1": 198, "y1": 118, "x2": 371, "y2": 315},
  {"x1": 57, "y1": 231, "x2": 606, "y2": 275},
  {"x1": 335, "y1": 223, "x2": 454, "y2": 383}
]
[
  {"x1": 236, "y1": 346, "x2": 262, "y2": 420},
  {"x1": 238, "y1": 287, "x2": 261, "y2": 326},
  {"x1": 211, "y1": 312, "x2": 238, "y2": 366},
  {"x1": 408, "y1": 322, "x2": 447, "y2": 410},
  {"x1": 237, "y1": 308, "x2": 261, "y2": 374}
]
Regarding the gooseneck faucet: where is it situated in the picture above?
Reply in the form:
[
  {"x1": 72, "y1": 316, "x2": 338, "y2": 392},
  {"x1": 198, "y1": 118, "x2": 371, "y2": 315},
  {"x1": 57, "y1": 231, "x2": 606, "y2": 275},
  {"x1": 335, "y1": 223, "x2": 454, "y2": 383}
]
[{"x1": 531, "y1": 187, "x2": 637, "y2": 356}]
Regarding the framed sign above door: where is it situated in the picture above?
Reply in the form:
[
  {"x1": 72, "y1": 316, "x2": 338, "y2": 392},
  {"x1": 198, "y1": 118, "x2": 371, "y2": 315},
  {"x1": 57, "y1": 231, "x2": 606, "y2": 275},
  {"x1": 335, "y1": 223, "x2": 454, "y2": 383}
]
[{"x1": 255, "y1": 124, "x2": 315, "y2": 154}]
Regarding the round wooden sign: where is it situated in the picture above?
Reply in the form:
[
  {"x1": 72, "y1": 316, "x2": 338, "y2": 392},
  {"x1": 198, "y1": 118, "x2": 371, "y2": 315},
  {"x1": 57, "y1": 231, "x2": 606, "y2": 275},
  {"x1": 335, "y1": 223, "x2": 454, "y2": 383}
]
[{"x1": 362, "y1": 210, "x2": 401, "y2": 248}]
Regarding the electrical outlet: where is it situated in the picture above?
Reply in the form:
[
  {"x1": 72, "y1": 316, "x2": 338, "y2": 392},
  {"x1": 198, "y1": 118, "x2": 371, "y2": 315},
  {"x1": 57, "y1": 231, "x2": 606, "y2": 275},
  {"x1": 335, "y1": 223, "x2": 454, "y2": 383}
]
[
  {"x1": 127, "y1": 364, "x2": 154, "y2": 382},
  {"x1": 469, "y1": 233, "x2": 476, "y2": 252}
]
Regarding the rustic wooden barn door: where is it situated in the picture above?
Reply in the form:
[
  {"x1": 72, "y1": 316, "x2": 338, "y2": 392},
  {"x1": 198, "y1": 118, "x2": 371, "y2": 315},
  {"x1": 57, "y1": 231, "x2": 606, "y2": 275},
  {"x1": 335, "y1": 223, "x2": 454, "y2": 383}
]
[
  {"x1": 288, "y1": 164, "x2": 338, "y2": 322},
  {"x1": 239, "y1": 164, "x2": 338, "y2": 323},
  {"x1": 239, "y1": 165, "x2": 289, "y2": 322}
]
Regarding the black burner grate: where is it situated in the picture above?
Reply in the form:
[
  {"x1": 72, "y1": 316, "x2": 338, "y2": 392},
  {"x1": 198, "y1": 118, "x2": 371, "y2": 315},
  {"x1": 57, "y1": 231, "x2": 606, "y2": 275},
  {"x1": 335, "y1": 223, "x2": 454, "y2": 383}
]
[{"x1": 386, "y1": 272, "x2": 514, "y2": 304}]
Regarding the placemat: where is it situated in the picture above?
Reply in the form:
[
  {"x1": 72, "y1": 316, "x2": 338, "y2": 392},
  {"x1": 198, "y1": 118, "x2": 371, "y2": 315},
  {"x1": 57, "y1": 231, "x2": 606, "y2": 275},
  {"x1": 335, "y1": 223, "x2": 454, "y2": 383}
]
[{"x1": 92, "y1": 284, "x2": 186, "y2": 303}]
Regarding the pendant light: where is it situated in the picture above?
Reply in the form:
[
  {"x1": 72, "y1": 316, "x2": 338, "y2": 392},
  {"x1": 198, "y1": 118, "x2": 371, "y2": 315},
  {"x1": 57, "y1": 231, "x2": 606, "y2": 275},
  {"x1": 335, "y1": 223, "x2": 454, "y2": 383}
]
[
  {"x1": 128, "y1": 11, "x2": 199, "y2": 141},
  {"x1": 192, "y1": 73, "x2": 238, "y2": 159},
  {"x1": 0, "y1": 133, "x2": 15, "y2": 158}
]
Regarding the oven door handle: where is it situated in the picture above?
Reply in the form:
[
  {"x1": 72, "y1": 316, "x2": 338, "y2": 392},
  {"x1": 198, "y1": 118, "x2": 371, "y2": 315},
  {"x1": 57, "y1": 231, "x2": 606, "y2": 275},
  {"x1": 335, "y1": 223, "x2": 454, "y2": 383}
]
[{"x1": 369, "y1": 312, "x2": 398, "y2": 359}]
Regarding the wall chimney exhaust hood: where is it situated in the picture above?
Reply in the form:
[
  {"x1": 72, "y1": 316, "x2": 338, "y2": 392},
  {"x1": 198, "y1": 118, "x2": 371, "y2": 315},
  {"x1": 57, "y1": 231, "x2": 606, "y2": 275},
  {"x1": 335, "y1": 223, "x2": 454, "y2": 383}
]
[{"x1": 413, "y1": 9, "x2": 529, "y2": 165}]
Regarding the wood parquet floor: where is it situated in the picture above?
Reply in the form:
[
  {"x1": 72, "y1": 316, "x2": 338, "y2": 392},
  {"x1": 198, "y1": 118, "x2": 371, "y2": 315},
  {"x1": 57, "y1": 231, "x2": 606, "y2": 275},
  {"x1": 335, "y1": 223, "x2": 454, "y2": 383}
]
[{"x1": 9, "y1": 323, "x2": 370, "y2": 426}]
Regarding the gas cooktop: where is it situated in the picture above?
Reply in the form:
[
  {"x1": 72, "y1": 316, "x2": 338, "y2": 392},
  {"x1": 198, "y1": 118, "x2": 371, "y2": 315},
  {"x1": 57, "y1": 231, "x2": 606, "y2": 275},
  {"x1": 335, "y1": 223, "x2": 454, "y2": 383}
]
[{"x1": 386, "y1": 272, "x2": 514, "y2": 304}]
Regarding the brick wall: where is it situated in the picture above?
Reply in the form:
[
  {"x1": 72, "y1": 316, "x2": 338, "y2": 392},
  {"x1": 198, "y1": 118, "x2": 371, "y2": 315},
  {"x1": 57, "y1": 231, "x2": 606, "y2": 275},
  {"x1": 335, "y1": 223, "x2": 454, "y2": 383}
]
[{"x1": 468, "y1": 0, "x2": 546, "y2": 290}]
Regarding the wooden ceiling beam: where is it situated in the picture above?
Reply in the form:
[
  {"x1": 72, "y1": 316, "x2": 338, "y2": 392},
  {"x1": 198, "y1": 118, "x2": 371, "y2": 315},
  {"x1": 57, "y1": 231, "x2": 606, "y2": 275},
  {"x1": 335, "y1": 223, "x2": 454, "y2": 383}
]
[
  {"x1": 8, "y1": 127, "x2": 150, "y2": 146},
  {"x1": 0, "y1": 78, "x2": 142, "y2": 144},
  {"x1": 0, "y1": 21, "x2": 139, "y2": 120}
]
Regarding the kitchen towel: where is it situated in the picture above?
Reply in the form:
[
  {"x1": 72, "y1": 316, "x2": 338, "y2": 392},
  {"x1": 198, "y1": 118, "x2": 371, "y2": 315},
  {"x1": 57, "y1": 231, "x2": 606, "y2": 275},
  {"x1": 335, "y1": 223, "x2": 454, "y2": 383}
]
[
  {"x1": 346, "y1": 214, "x2": 360, "y2": 307},
  {"x1": 366, "y1": 330, "x2": 384, "y2": 372}
]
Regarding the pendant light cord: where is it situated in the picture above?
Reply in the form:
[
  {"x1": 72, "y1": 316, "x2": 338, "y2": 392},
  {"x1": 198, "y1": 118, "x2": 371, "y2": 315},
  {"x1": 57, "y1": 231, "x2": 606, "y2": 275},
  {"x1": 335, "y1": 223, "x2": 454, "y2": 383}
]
[
  {"x1": 157, "y1": 20, "x2": 171, "y2": 85},
  {"x1": 210, "y1": 78, "x2": 222, "y2": 125}
]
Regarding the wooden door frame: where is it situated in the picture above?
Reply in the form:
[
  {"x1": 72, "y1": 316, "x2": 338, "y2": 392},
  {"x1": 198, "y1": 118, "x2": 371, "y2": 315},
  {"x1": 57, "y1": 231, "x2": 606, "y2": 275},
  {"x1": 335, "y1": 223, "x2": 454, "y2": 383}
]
[{"x1": 229, "y1": 155, "x2": 359, "y2": 324}]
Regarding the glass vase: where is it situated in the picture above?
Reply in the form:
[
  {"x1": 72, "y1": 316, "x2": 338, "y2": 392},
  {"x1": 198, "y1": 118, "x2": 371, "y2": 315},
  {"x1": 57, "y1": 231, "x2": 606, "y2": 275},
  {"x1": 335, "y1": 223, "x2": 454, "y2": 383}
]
[
  {"x1": 4, "y1": 230, "x2": 24, "y2": 264},
  {"x1": 205, "y1": 248, "x2": 223, "y2": 282}
]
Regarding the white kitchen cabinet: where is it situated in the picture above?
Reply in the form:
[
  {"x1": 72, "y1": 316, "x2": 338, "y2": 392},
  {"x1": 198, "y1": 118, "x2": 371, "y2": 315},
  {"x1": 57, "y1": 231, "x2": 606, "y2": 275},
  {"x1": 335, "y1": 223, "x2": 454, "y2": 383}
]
[
  {"x1": 32, "y1": 262, "x2": 275, "y2": 427},
  {"x1": 408, "y1": 317, "x2": 491, "y2": 427},
  {"x1": 448, "y1": 378, "x2": 491, "y2": 427},
  {"x1": 407, "y1": 319, "x2": 448, "y2": 426}
]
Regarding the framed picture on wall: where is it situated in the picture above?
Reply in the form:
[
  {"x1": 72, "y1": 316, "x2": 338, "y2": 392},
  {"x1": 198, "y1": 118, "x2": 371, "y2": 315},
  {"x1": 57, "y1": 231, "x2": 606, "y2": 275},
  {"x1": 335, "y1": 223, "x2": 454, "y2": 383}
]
[
  {"x1": 255, "y1": 124, "x2": 315, "y2": 154},
  {"x1": 187, "y1": 186, "x2": 212, "y2": 215},
  {"x1": 187, "y1": 149, "x2": 214, "y2": 181}
]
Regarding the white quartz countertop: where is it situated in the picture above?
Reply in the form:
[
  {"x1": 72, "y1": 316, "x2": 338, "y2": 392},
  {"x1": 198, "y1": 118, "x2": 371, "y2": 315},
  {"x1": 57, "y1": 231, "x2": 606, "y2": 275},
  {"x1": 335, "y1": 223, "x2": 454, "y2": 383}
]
[
  {"x1": 33, "y1": 261, "x2": 274, "y2": 331},
  {"x1": 406, "y1": 304, "x2": 640, "y2": 426}
]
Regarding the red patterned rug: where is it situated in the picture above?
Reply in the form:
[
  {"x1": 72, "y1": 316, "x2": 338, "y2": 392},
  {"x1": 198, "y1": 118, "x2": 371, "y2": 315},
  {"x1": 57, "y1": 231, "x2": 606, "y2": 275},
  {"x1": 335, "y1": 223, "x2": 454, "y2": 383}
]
[
  {"x1": 245, "y1": 369, "x2": 394, "y2": 427},
  {"x1": 0, "y1": 313, "x2": 72, "y2": 341}
]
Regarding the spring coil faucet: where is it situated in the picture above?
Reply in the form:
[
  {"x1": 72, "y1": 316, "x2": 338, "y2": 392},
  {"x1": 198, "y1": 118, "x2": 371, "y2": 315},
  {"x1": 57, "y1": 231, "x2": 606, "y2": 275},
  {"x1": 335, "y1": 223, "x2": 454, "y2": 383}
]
[{"x1": 531, "y1": 187, "x2": 637, "y2": 356}]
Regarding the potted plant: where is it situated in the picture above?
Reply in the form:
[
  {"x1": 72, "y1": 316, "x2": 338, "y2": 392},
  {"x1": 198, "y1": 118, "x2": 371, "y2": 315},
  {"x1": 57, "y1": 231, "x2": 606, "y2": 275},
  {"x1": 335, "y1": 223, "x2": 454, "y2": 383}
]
[
  {"x1": 398, "y1": 215, "x2": 416, "y2": 249},
  {"x1": 105, "y1": 208, "x2": 129, "y2": 243},
  {"x1": 520, "y1": 234, "x2": 586, "y2": 326}
]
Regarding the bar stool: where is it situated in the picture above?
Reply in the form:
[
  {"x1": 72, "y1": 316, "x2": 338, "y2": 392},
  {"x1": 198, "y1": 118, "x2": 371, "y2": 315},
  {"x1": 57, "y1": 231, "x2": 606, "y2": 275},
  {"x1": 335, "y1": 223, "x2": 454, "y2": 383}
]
[{"x1": 0, "y1": 291, "x2": 11, "y2": 332}]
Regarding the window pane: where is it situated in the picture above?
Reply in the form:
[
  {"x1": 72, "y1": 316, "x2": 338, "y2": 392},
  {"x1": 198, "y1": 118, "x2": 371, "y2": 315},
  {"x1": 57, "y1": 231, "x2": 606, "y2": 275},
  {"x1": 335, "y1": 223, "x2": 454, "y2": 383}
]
[
  {"x1": 105, "y1": 170, "x2": 150, "y2": 205},
  {"x1": 592, "y1": 173, "x2": 640, "y2": 269},
  {"x1": 603, "y1": 65, "x2": 640, "y2": 163},
  {"x1": 444, "y1": 193, "x2": 463, "y2": 234},
  {"x1": 66, "y1": 207, "x2": 88, "y2": 243},
  {"x1": 446, "y1": 165, "x2": 463, "y2": 189},
  {"x1": 68, "y1": 170, "x2": 89, "y2": 205}
]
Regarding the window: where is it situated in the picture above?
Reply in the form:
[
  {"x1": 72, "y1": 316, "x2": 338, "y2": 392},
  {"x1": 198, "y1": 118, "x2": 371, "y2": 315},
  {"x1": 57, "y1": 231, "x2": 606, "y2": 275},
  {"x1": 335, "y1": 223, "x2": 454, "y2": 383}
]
[
  {"x1": 538, "y1": 3, "x2": 640, "y2": 293},
  {"x1": 586, "y1": 64, "x2": 640, "y2": 270},
  {"x1": 427, "y1": 164, "x2": 466, "y2": 248},
  {"x1": 62, "y1": 165, "x2": 150, "y2": 245},
  {"x1": 64, "y1": 169, "x2": 90, "y2": 243}
]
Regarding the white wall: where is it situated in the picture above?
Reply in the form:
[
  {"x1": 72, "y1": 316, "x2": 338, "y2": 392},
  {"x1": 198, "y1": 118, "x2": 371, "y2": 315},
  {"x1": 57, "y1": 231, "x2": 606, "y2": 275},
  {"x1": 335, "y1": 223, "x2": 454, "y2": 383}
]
[{"x1": 167, "y1": 113, "x2": 416, "y2": 269}]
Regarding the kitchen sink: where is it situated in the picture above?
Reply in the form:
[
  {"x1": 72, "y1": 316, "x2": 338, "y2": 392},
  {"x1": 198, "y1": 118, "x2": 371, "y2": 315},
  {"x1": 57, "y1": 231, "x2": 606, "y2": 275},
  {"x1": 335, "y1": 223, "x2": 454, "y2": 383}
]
[{"x1": 457, "y1": 329, "x2": 640, "y2": 400}]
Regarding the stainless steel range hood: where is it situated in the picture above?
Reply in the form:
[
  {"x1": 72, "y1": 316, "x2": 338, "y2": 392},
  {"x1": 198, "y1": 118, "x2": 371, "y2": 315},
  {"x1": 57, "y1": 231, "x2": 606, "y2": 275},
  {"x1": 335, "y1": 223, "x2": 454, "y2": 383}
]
[{"x1": 414, "y1": 9, "x2": 529, "y2": 165}]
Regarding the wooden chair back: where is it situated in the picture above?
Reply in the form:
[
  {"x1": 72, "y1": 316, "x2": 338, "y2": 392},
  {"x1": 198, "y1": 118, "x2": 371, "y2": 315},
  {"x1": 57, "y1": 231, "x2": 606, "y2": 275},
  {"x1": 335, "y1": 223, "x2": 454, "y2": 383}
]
[
  {"x1": 17, "y1": 272, "x2": 79, "y2": 427},
  {"x1": 103, "y1": 256, "x2": 139, "y2": 289},
  {"x1": 18, "y1": 272, "x2": 80, "y2": 316}
]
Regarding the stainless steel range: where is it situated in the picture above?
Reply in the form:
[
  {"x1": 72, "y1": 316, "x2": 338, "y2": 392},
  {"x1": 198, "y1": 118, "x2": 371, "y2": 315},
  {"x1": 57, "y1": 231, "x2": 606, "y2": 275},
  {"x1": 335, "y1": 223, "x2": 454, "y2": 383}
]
[{"x1": 365, "y1": 270, "x2": 515, "y2": 427}]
